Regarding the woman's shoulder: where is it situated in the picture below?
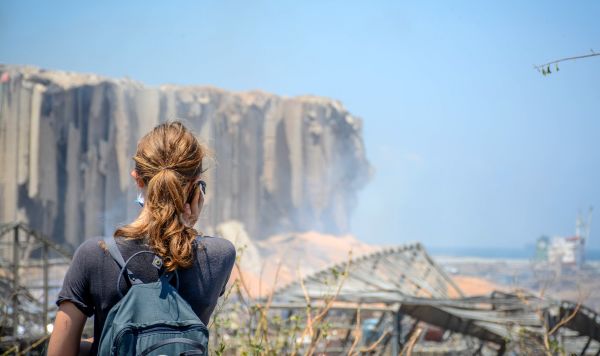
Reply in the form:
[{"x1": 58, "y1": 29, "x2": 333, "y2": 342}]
[
  {"x1": 69, "y1": 237, "x2": 111, "y2": 271},
  {"x1": 197, "y1": 236, "x2": 236, "y2": 260},
  {"x1": 73, "y1": 237, "x2": 108, "y2": 256}
]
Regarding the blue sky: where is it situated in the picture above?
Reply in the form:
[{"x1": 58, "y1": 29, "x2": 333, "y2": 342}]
[{"x1": 1, "y1": 1, "x2": 599, "y2": 249}]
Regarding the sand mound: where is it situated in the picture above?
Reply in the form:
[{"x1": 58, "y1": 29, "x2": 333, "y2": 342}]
[
  {"x1": 225, "y1": 230, "x2": 377, "y2": 297},
  {"x1": 452, "y1": 275, "x2": 504, "y2": 296}
]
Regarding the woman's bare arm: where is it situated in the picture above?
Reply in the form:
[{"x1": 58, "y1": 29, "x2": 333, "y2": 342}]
[{"x1": 47, "y1": 301, "x2": 87, "y2": 356}]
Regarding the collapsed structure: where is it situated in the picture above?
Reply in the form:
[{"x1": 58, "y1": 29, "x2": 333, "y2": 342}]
[
  {"x1": 0, "y1": 65, "x2": 370, "y2": 248},
  {"x1": 2, "y1": 224, "x2": 600, "y2": 355},
  {"x1": 0, "y1": 222, "x2": 72, "y2": 353},
  {"x1": 257, "y1": 244, "x2": 600, "y2": 355}
]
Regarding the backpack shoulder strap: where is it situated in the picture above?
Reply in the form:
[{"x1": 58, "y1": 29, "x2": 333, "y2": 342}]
[
  {"x1": 193, "y1": 235, "x2": 205, "y2": 249},
  {"x1": 104, "y1": 236, "x2": 127, "y2": 269},
  {"x1": 105, "y1": 236, "x2": 180, "y2": 298},
  {"x1": 104, "y1": 236, "x2": 143, "y2": 286}
]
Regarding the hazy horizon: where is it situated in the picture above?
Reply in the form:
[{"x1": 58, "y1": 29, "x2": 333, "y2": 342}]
[{"x1": 2, "y1": 1, "x2": 599, "y2": 250}]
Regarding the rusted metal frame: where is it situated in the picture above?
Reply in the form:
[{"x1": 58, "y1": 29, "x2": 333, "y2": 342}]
[
  {"x1": 0, "y1": 222, "x2": 72, "y2": 260},
  {"x1": 376, "y1": 254, "x2": 427, "y2": 296},
  {"x1": 391, "y1": 251, "x2": 449, "y2": 296},
  {"x1": 360, "y1": 254, "x2": 409, "y2": 290},
  {"x1": 379, "y1": 252, "x2": 442, "y2": 297},
  {"x1": 0, "y1": 222, "x2": 20, "y2": 237},
  {"x1": 267, "y1": 302, "x2": 396, "y2": 313},
  {"x1": 2, "y1": 222, "x2": 74, "y2": 347},
  {"x1": 418, "y1": 245, "x2": 464, "y2": 298},
  {"x1": 304, "y1": 254, "x2": 400, "y2": 294},
  {"x1": 273, "y1": 244, "x2": 441, "y2": 301},
  {"x1": 290, "y1": 245, "x2": 412, "y2": 293},
  {"x1": 369, "y1": 250, "x2": 384, "y2": 272},
  {"x1": 23, "y1": 225, "x2": 72, "y2": 259},
  {"x1": 2, "y1": 259, "x2": 70, "y2": 268},
  {"x1": 411, "y1": 253, "x2": 459, "y2": 297},
  {"x1": 342, "y1": 266, "x2": 405, "y2": 294}
]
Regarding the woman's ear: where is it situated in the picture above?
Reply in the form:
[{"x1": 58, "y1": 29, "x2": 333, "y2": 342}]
[{"x1": 131, "y1": 170, "x2": 145, "y2": 188}]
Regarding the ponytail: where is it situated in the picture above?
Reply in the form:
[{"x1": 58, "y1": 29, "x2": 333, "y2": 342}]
[{"x1": 114, "y1": 122, "x2": 206, "y2": 272}]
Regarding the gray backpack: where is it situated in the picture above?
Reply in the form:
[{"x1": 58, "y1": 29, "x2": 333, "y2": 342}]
[{"x1": 97, "y1": 236, "x2": 209, "y2": 356}]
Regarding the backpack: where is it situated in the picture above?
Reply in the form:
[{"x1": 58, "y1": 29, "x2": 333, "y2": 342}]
[{"x1": 97, "y1": 236, "x2": 209, "y2": 356}]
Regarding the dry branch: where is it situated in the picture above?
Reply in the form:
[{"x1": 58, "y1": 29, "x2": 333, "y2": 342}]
[{"x1": 401, "y1": 327, "x2": 423, "y2": 356}]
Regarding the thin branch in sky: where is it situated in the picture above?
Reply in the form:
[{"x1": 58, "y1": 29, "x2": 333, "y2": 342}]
[{"x1": 534, "y1": 49, "x2": 600, "y2": 75}]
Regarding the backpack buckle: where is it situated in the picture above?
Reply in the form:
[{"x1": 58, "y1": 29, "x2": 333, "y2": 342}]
[{"x1": 152, "y1": 255, "x2": 163, "y2": 269}]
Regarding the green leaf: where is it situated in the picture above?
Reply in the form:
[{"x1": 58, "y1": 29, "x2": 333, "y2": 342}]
[
  {"x1": 331, "y1": 267, "x2": 340, "y2": 279},
  {"x1": 547, "y1": 65, "x2": 551, "y2": 74},
  {"x1": 555, "y1": 64, "x2": 559, "y2": 71}
]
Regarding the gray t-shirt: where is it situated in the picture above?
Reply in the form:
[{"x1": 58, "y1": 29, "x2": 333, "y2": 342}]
[{"x1": 57, "y1": 235, "x2": 236, "y2": 355}]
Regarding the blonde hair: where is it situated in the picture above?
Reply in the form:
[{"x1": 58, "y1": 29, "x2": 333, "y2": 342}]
[{"x1": 114, "y1": 121, "x2": 207, "y2": 271}]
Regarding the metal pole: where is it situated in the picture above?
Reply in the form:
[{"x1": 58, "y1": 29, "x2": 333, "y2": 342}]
[
  {"x1": 342, "y1": 309, "x2": 359, "y2": 347},
  {"x1": 43, "y1": 242, "x2": 49, "y2": 334},
  {"x1": 391, "y1": 309, "x2": 400, "y2": 356},
  {"x1": 474, "y1": 341, "x2": 484, "y2": 355},
  {"x1": 580, "y1": 336, "x2": 591, "y2": 355},
  {"x1": 12, "y1": 225, "x2": 20, "y2": 351},
  {"x1": 497, "y1": 342, "x2": 506, "y2": 356}
]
